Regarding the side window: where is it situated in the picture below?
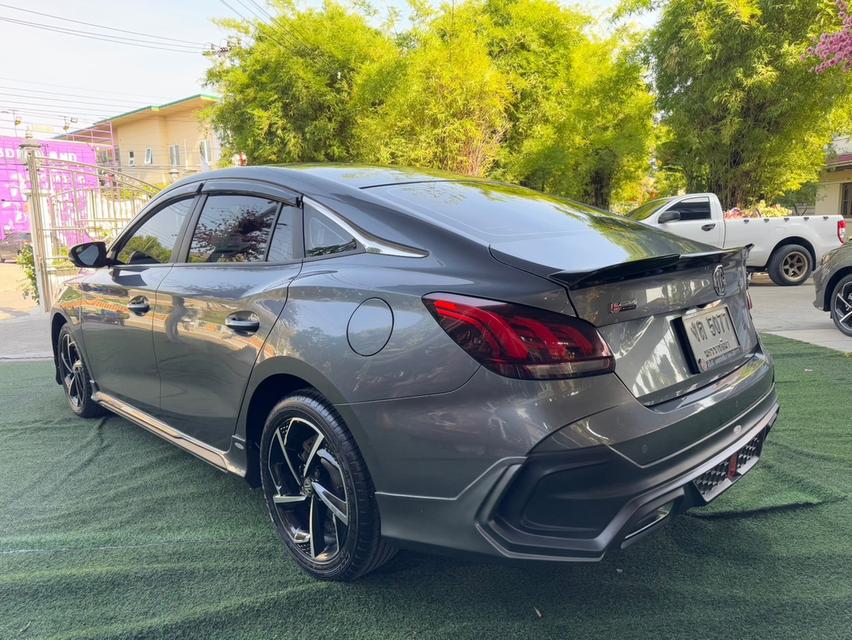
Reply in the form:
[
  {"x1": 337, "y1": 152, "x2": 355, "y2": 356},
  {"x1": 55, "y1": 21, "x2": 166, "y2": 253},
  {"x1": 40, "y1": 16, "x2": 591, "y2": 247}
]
[
  {"x1": 266, "y1": 204, "x2": 298, "y2": 262},
  {"x1": 116, "y1": 198, "x2": 194, "y2": 265},
  {"x1": 304, "y1": 203, "x2": 358, "y2": 257},
  {"x1": 187, "y1": 194, "x2": 278, "y2": 263},
  {"x1": 675, "y1": 199, "x2": 712, "y2": 221},
  {"x1": 842, "y1": 183, "x2": 851, "y2": 218}
]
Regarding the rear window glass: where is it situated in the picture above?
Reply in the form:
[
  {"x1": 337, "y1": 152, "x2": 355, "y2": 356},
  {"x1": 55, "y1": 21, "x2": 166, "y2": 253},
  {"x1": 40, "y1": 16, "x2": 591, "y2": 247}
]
[{"x1": 368, "y1": 181, "x2": 616, "y2": 242}]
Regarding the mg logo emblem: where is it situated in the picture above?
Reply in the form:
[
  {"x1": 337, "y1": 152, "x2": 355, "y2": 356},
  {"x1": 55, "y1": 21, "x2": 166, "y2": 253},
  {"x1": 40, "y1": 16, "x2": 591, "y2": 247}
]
[{"x1": 712, "y1": 265, "x2": 726, "y2": 296}]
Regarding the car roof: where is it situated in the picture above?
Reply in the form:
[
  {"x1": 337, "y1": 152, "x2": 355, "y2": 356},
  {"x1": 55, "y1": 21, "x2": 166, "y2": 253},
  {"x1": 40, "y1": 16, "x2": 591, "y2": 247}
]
[{"x1": 166, "y1": 163, "x2": 492, "y2": 193}]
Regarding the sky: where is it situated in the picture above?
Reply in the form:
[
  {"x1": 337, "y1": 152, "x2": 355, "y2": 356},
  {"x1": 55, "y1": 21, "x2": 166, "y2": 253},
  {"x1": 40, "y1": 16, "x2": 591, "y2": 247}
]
[{"x1": 0, "y1": 0, "x2": 653, "y2": 138}]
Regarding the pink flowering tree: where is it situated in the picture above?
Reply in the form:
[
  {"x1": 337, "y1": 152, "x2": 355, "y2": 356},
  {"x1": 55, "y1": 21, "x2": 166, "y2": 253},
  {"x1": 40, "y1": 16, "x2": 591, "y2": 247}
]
[{"x1": 809, "y1": 0, "x2": 852, "y2": 72}]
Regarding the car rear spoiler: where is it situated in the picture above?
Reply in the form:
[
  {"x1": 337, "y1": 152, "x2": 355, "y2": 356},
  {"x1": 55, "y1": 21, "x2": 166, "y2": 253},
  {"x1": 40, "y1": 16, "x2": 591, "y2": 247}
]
[{"x1": 550, "y1": 247, "x2": 746, "y2": 290}]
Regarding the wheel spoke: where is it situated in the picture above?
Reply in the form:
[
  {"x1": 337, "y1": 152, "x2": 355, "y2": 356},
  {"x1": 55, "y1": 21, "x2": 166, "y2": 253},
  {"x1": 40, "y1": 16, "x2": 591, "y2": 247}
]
[
  {"x1": 839, "y1": 310, "x2": 852, "y2": 324},
  {"x1": 311, "y1": 480, "x2": 348, "y2": 525},
  {"x1": 65, "y1": 339, "x2": 76, "y2": 371},
  {"x1": 332, "y1": 514, "x2": 340, "y2": 551},
  {"x1": 59, "y1": 348, "x2": 72, "y2": 373},
  {"x1": 308, "y1": 494, "x2": 322, "y2": 558},
  {"x1": 316, "y1": 448, "x2": 341, "y2": 472},
  {"x1": 303, "y1": 432, "x2": 324, "y2": 475},
  {"x1": 74, "y1": 367, "x2": 86, "y2": 396},
  {"x1": 836, "y1": 293, "x2": 852, "y2": 313},
  {"x1": 272, "y1": 493, "x2": 308, "y2": 505},
  {"x1": 277, "y1": 425, "x2": 301, "y2": 485}
]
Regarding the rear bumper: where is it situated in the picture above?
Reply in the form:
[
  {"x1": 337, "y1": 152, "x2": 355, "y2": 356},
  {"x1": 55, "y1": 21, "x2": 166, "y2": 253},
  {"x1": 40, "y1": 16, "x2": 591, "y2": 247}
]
[{"x1": 376, "y1": 383, "x2": 778, "y2": 562}]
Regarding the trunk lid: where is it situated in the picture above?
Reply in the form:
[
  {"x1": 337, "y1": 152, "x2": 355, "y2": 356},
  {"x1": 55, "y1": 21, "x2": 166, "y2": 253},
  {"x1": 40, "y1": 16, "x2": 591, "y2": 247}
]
[{"x1": 491, "y1": 234, "x2": 758, "y2": 406}]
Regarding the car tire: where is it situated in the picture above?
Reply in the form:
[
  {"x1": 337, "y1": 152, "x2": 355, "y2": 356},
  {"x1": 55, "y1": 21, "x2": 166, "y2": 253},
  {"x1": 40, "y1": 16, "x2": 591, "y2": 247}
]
[
  {"x1": 56, "y1": 325, "x2": 107, "y2": 418},
  {"x1": 259, "y1": 391, "x2": 396, "y2": 581},
  {"x1": 767, "y1": 244, "x2": 812, "y2": 286},
  {"x1": 830, "y1": 274, "x2": 852, "y2": 337}
]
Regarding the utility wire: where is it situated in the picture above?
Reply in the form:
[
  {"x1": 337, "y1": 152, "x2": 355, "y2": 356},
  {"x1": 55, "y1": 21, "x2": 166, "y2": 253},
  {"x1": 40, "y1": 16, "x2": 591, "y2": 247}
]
[
  {"x1": 0, "y1": 90, "x2": 157, "y2": 110},
  {"x1": 218, "y1": 0, "x2": 342, "y2": 80},
  {"x1": 0, "y1": 104, "x2": 111, "y2": 119},
  {"x1": 0, "y1": 16, "x2": 205, "y2": 53},
  {"x1": 0, "y1": 2, "x2": 210, "y2": 46},
  {"x1": 0, "y1": 75, "x2": 177, "y2": 102}
]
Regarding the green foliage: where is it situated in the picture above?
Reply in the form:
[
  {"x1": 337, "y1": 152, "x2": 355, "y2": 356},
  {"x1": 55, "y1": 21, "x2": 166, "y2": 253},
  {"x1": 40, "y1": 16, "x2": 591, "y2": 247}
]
[
  {"x1": 777, "y1": 182, "x2": 818, "y2": 215},
  {"x1": 356, "y1": 10, "x2": 510, "y2": 176},
  {"x1": 206, "y1": 1, "x2": 397, "y2": 164},
  {"x1": 206, "y1": 0, "x2": 655, "y2": 207},
  {"x1": 646, "y1": 0, "x2": 852, "y2": 209},
  {"x1": 18, "y1": 244, "x2": 38, "y2": 303},
  {"x1": 478, "y1": 0, "x2": 654, "y2": 208}
]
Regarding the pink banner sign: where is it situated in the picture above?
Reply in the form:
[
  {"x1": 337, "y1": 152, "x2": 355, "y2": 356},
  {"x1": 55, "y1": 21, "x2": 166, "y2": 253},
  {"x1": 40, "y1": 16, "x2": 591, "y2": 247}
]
[{"x1": 0, "y1": 136, "x2": 98, "y2": 240}]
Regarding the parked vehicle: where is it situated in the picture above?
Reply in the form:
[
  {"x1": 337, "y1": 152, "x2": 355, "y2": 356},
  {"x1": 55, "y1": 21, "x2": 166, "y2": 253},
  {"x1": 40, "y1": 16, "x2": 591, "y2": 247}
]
[
  {"x1": 0, "y1": 231, "x2": 31, "y2": 262},
  {"x1": 627, "y1": 194, "x2": 846, "y2": 286},
  {"x1": 52, "y1": 166, "x2": 779, "y2": 581},
  {"x1": 813, "y1": 242, "x2": 852, "y2": 337}
]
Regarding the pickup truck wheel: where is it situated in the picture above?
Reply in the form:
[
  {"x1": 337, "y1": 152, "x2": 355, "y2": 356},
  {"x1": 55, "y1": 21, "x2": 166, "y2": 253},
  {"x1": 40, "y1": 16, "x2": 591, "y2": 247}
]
[
  {"x1": 767, "y1": 244, "x2": 812, "y2": 286},
  {"x1": 830, "y1": 275, "x2": 852, "y2": 337}
]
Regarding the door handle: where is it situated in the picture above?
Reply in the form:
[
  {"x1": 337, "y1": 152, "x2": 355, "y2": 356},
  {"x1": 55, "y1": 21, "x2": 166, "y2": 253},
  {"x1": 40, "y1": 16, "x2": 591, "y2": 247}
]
[
  {"x1": 127, "y1": 297, "x2": 150, "y2": 315},
  {"x1": 701, "y1": 223, "x2": 716, "y2": 231},
  {"x1": 225, "y1": 314, "x2": 260, "y2": 333}
]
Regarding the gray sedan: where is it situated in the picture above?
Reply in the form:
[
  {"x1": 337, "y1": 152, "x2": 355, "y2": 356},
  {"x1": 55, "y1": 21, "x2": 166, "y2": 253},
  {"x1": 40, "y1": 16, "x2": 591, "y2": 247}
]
[
  {"x1": 813, "y1": 240, "x2": 852, "y2": 336},
  {"x1": 53, "y1": 165, "x2": 778, "y2": 581}
]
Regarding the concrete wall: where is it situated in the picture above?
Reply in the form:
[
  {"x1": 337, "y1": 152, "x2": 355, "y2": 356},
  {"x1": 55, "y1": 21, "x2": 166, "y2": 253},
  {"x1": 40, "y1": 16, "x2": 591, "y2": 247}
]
[{"x1": 815, "y1": 167, "x2": 851, "y2": 216}]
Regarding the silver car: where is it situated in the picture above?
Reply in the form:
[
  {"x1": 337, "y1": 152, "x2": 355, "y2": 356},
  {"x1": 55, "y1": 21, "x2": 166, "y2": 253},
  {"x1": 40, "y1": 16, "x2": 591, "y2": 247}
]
[
  {"x1": 53, "y1": 165, "x2": 779, "y2": 581},
  {"x1": 813, "y1": 240, "x2": 852, "y2": 336}
]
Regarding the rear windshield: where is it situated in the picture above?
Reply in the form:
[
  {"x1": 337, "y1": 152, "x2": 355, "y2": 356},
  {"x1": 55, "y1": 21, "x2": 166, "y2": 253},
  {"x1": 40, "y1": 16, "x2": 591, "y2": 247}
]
[
  {"x1": 626, "y1": 197, "x2": 673, "y2": 221},
  {"x1": 368, "y1": 181, "x2": 617, "y2": 241}
]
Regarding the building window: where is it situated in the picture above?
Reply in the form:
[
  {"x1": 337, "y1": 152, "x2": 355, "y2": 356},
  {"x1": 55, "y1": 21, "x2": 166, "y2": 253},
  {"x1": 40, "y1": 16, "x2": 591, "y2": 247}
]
[
  {"x1": 144, "y1": 148, "x2": 153, "y2": 165},
  {"x1": 169, "y1": 144, "x2": 181, "y2": 167},
  {"x1": 842, "y1": 183, "x2": 852, "y2": 218},
  {"x1": 199, "y1": 139, "x2": 211, "y2": 165},
  {"x1": 127, "y1": 150, "x2": 135, "y2": 167}
]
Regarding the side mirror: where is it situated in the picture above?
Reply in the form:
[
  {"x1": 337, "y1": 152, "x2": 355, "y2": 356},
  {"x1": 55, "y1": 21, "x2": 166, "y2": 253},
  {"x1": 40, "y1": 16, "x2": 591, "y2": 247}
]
[
  {"x1": 658, "y1": 209, "x2": 682, "y2": 224},
  {"x1": 68, "y1": 241, "x2": 108, "y2": 268}
]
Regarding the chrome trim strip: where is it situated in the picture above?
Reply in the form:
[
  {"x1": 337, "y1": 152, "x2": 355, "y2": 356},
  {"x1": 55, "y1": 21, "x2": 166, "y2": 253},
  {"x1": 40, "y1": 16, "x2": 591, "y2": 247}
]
[
  {"x1": 92, "y1": 391, "x2": 241, "y2": 475},
  {"x1": 304, "y1": 197, "x2": 428, "y2": 258}
]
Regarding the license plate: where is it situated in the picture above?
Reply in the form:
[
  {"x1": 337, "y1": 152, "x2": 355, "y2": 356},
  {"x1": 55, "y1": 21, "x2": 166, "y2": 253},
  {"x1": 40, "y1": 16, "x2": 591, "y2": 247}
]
[{"x1": 682, "y1": 304, "x2": 740, "y2": 372}]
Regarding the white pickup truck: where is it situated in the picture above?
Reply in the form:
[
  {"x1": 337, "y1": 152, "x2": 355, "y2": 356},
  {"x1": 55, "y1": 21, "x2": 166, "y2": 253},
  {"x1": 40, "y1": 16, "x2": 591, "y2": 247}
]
[{"x1": 627, "y1": 193, "x2": 847, "y2": 286}]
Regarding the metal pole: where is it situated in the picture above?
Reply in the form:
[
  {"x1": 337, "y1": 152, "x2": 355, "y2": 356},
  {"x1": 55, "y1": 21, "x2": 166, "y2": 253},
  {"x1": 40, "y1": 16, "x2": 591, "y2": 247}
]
[{"x1": 20, "y1": 137, "x2": 51, "y2": 312}]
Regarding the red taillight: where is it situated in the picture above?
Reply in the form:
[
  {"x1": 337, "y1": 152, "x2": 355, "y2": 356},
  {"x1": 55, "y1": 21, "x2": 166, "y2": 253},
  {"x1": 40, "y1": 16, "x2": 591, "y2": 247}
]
[
  {"x1": 839, "y1": 219, "x2": 846, "y2": 244},
  {"x1": 423, "y1": 293, "x2": 615, "y2": 380}
]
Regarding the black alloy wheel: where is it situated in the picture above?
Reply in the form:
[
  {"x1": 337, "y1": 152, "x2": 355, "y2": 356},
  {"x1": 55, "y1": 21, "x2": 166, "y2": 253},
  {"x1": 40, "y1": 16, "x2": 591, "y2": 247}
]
[
  {"x1": 56, "y1": 325, "x2": 106, "y2": 418},
  {"x1": 260, "y1": 393, "x2": 395, "y2": 581},
  {"x1": 830, "y1": 275, "x2": 852, "y2": 337}
]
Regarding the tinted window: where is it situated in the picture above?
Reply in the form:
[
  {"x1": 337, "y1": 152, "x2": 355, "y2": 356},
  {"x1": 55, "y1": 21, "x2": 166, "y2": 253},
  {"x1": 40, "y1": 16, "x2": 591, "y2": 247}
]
[
  {"x1": 188, "y1": 195, "x2": 278, "y2": 263},
  {"x1": 266, "y1": 204, "x2": 298, "y2": 262},
  {"x1": 116, "y1": 197, "x2": 194, "y2": 265},
  {"x1": 671, "y1": 199, "x2": 712, "y2": 221},
  {"x1": 304, "y1": 204, "x2": 358, "y2": 257}
]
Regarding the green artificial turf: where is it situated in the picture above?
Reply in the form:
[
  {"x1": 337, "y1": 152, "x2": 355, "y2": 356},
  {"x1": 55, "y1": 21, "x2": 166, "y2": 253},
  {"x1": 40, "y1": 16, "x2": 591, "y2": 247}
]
[{"x1": 0, "y1": 335, "x2": 850, "y2": 640}]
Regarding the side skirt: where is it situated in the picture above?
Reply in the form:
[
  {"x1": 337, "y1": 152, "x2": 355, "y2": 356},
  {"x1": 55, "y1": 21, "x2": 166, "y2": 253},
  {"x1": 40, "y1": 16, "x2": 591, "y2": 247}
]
[{"x1": 92, "y1": 391, "x2": 245, "y2": 477}]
